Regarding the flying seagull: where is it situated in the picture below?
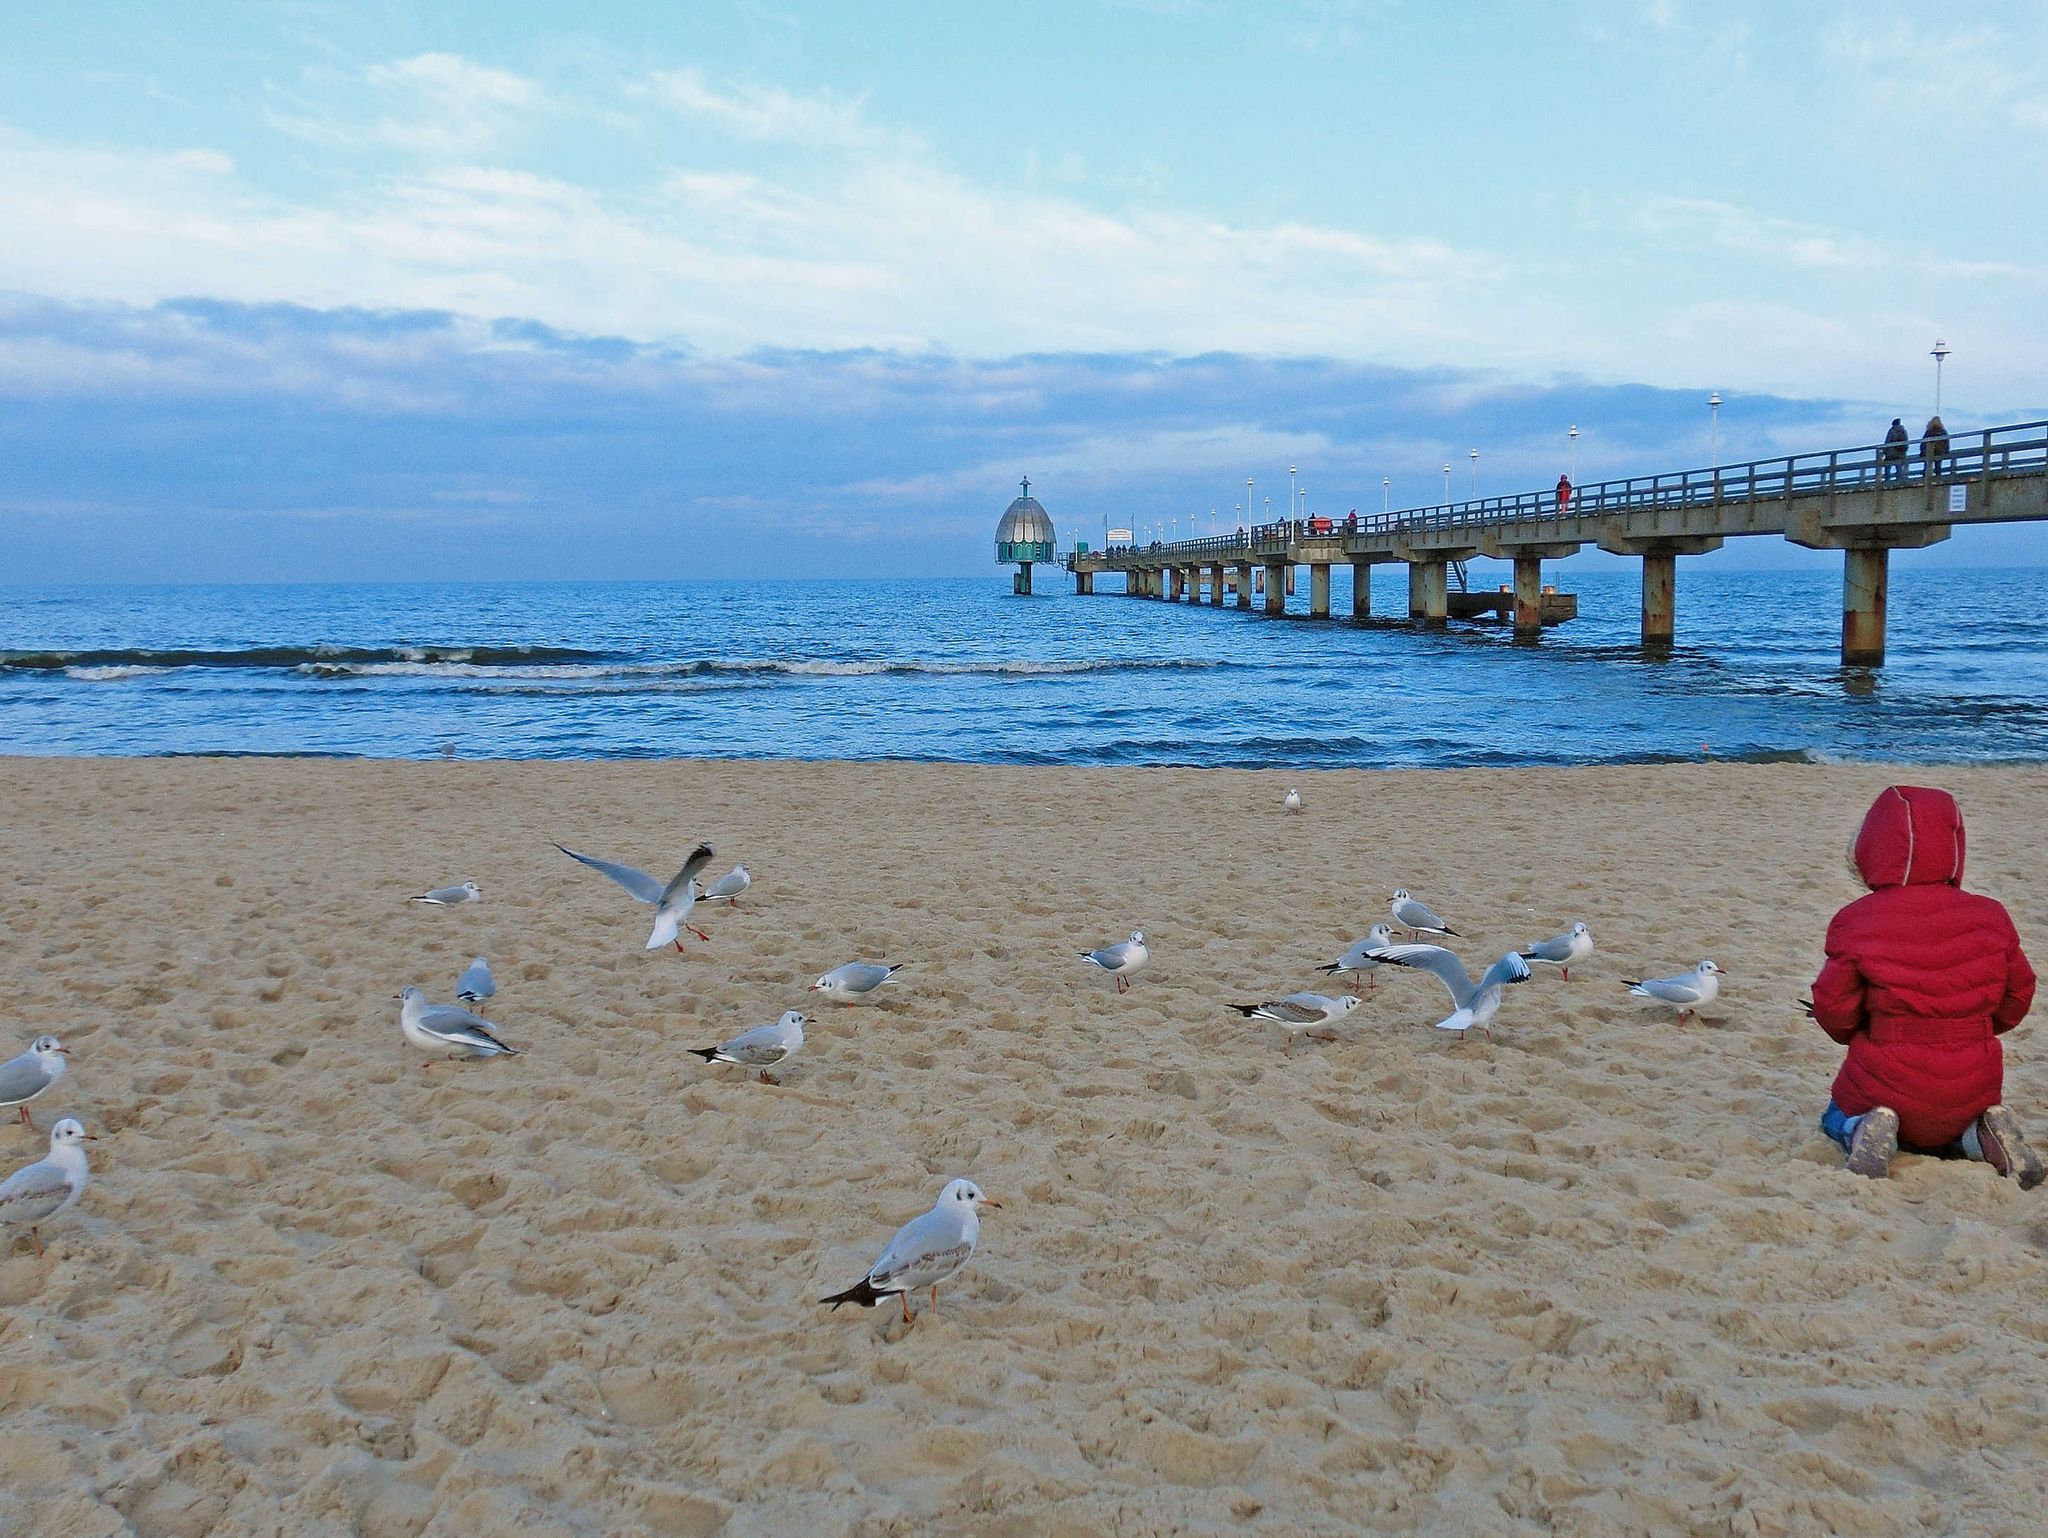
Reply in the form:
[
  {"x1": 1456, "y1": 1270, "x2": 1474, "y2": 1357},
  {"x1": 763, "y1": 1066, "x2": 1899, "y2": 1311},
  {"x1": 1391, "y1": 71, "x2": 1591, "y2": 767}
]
[
  {"x1": 1373, "y1": 944, "x2": 1531, "y2": 1037},
  {"x1": 555, "y1": 840, "x2": 717, "y2": 949}
]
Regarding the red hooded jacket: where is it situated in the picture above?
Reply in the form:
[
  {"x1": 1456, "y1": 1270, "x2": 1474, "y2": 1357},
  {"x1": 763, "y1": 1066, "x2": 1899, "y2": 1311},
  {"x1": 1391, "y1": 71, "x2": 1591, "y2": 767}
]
[{"x1": 1812, "y1": 786, "x2": 2035, "y2": 1146}]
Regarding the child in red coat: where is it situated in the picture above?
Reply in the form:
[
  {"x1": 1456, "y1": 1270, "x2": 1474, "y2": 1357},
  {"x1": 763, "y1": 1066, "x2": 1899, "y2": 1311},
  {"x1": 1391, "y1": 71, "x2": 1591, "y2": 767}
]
[{"x1": 1812, "y1": 785, "x2": 2041, "y2": 1185}]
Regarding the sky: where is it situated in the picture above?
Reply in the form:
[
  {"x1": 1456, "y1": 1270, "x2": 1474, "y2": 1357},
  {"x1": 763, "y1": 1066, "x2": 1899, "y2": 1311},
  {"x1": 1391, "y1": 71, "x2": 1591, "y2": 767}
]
[{"x1": 3, "y1": 0, "x2": 2045, "y2": 581}]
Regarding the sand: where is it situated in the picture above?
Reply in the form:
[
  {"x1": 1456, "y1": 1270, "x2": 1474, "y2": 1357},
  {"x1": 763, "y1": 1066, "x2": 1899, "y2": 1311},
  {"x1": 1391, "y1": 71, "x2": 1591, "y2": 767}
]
[{"x1": 2, "y1": 755, "x2": 2046, "y2": 1538}]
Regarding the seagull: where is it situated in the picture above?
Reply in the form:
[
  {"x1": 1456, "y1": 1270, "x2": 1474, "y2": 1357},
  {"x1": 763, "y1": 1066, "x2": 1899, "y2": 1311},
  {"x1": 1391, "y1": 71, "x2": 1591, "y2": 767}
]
[
  {"x1": 0, "y1": 1036, "x2": 69, "y2": 1130},
  {"x1": 701, "y1": 863, "x2": 751, "y2": 906},
  {"x1": 1319, "y1": 923, "x2": 1397, "y2": 993},
  {"x1": 1624, "y1": 960, "x2": 1723, "y2": 1025},
  {"x1": 689, "y1": 1010, "x2": 808, "y2": 1083},
  {"x1": 1080, "y1": 931, "x2": 1149, "y2": 993},
  {"x1": 1372, "y1": 944, "x2": 1531, "y2": 1038},
  {"x1": 1389, "y1": 889, "x2": 1459, "y2": 940},
  {"x1": 455, "y1": 956, "x2": 496, "y2": 1010},
  {"x1": 1229, "y1": 993, "x2": 1362, "y2": 1050},
  {"x1": 395, "y1": 986, "x2": 521, "y2": 1063},
  {"x1": 810, "y1": 962, "x2": 906, "y2": 1004},
  {"x1": 1519, "y1": 922, "x2": 1594, "y2": 981},
  {"x1": 1282, "y1": 787, "x2": 1304, "y2": 815},
  {"x1": 820, "y1": 1177, "x2": 1000, "y2": 1324},
  {"x1": 555, "y1": 840, "x2": 717, "y2": 949},
  {"x1": 411, "y1": 881, "x2": 480, "y2": 906},
  {"x1": 0, "y1": 1117, "x2": 95, "y2": 1258}
]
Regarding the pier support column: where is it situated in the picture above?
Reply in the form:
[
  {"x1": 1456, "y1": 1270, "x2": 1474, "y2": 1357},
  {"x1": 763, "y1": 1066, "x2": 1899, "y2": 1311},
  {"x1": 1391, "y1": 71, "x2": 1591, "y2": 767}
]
[
  {"x1": 1076, "y1": 570, "x2": 1093, "y2": 595},
  {"x1": 1309, "y1": 563, "x2": 1331, "y2": 618},
  {"x1": 1350, "y1": 561, "x2": 1373, "y2": 618},
  {"x1": 1843, "y1": 547, "x2": 1888, "y2": 668},
  {"x1": 1641, "y1": 554, "x2": 1675, "y2": 647},
  {"x1": 1184, "y1": 566, "x2": 1199, "y2": 602},
  {"x1": 1264, "y1": 563, "x2": 1287, "y2": 615},
  {"x1": 1236, "y1": 563, "x2": 1253, "y2": 609},
  {"x1": 1512, "y1": 557, "x2": 1544, "y2": 638},
  {"x1": 1406, "y1": 560, "x2": 1448, "y2": 625},
  {"x1": 1014, "y1": 563, "x2": 1033, "y2": 596},
  {"x1": 1169, "y1": 567, "x2": 1184, "y2": 602},
  {"x1": 1210, "y1": 564, "x2": 1226, "y2": 605}
]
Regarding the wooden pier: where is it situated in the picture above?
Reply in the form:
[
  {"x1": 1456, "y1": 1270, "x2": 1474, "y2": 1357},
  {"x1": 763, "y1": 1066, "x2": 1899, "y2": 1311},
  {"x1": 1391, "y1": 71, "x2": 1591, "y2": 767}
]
[{"x1": 1065, "y1": 419, "x2": 2048, "y2": 665}]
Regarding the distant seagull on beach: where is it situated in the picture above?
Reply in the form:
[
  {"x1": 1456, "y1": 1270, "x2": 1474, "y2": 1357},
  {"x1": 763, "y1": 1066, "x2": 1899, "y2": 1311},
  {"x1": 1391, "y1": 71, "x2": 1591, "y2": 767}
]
[
  {"x1": 810, "y1": 962, "x2": 906, "y2": 1004},
  {"x1": 411, "y1": 881, "x2": 480, "y2": 907},
  {"x1": 701, "y1": 864, "x2": 751, "y2": 905},
  {"x1": 0, "y1": 1036, "x2": 69, "y2": 1130},
  {"x1": 1390, "y1": 890, "x2": 1459, "y2": 939},
  {"x1": 0, "y1": 1117, "x2": 95, "y2": 1257},
  {"x1": 1282, "y1": 787, "x2": 1304, "y2": 815},
  {"x1": 455, "y1": 957, "x2": 496, "y2": 1010},
  {"x1": 1080, "y1": 931, "x2": 1149, "y2": 993},
  {"x1": 1230, "y1": 992, "x2": 1361, "y2": 1049},
  {"x1": 1519, "y1": 923, "x2": 1594, "y2": 981},
  {"x1": 1320, "y1": 923, "x2": 1397, "y2": 993},
  {"x1": 555, "y1": 840, "x2": 717, "y2": 949},
  {"x1": 689, "y1": 1010, "x2": 808, "y2": 1083},
  {"x1": 395, "y1": 986, "x2": 521, "y2": 1062},
  {"x1": 821, "y1": 1177, "x2": 999, "y2": 1324},
  {"x1": 1625, "y1": 960, "x2": 1723, "y2": 1024},
  {"x1": 1373, "y1": 944, "x2": 1531, "y2": 1037}
]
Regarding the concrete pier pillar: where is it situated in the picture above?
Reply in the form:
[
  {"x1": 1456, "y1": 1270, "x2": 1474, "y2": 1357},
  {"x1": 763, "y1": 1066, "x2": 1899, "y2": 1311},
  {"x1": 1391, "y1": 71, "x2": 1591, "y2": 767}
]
[
  {"x1": 1076, "y1": 570, "x2": 1093, "y2": 595},
  {"x1": 1210, "y1": 564, "x2": 1226, "y2": 605},
  {"x1": 1513, "y1": 556, "x2": 1543, "y2": 638},
  {"x1": 1236, "y1": 562, "x2": 1252, "y2": 609},
  {"x1": 1264, "y1": 563, "x2": 1286, "y2": 615},
  {"x1": 1407, "y1": 562, "x2": 1427, "y2": 618},
  {"x1": 1309, "y1": 563, "x2": 1331, "y2": 618},
  {"x1": 1407, "y1": 560, "x2": 1448, "y2": 625},
  {"x1": 1014, "y1": 563, "x2": 1033, "y2": 596},
  {"x1": 1350, "y1": 562, "x2": 1372, "y2": 618},
  {"x1": 1843, "y1": 547, "x2": 1888, "y2": 667},
  {"x1": 1642, "y1": 553, "x2": 1675, "y2": 647},
  {"x1": 1184, "y1": 566, "x2": 1199, "y2": 602}
]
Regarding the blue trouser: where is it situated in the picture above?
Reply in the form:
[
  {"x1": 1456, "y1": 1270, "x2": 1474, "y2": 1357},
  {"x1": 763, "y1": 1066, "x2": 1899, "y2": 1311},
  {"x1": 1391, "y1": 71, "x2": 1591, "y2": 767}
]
[{"x1": 1821, "y1": 1100, "x2": 1986, "y2": 1160}]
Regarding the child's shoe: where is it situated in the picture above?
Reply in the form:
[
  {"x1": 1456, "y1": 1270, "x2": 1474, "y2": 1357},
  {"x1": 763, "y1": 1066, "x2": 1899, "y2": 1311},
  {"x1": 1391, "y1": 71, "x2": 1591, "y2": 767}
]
[
  {"x1": 1846, "y1": 1106, "x2": 1900, "y2": 1179},
  {"x1": 1974, "y1": 1106, "x2": 2045, "y2": 1192}
]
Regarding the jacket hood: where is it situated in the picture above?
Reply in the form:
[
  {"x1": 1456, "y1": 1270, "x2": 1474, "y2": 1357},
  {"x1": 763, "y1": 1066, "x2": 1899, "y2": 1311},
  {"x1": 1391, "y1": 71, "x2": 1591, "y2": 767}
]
[{"x1": 1854, "y1": 785, "x2": 1966, "y2": 890}]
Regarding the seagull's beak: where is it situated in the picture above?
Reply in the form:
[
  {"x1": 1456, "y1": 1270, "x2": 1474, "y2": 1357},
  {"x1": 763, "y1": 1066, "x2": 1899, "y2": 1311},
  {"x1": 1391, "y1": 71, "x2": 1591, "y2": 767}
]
[
  {"x1": 978, "y1": 1197, "x2": 1003, "y2": 1210},
  {"x1": 55, "y1": 1047, "x2": 71, "y2": 1055},
  {"x1": 83, "y1": 1134, "x2": 100, "y2": 1141},
  {"x1": 391, "y1": 994, "x2": 405, "y2": 1002},
  {"x1": 807, "y1": 982, "x2": 819, "y2": 991}
]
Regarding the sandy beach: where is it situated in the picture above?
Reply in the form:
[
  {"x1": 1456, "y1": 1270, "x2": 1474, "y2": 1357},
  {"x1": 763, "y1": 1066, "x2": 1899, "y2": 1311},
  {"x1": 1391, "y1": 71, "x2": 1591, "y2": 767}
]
[{"x1": 3, "y1": 754, "x2": 2046, "y2": 1537}]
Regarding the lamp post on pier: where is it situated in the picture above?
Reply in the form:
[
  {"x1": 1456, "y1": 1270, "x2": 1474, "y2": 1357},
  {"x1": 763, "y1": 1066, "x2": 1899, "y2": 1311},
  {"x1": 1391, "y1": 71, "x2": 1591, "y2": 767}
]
[
  {"x1": 1568, "y1": 425, "x2": 1578, "y2": 485},
  {"x1": 1932, "y1": 339, "x2": 1950, "y2": 414},
  {"x1": 1709, "y1": 393, "x2": 1721, "y2": 468},
  {"x1": 1442, "y1": 463, "x2": 1451, "y2": 503},
  {"x1": 1246, "y1": 477, "x2": 1254, "y2": 527},
  {"x1": 1468, "y1": 448, "x2": 1479, "y2": 499},
  {"x1": 1382, "y1": 476, "x2": 1390, "y2": 514}
]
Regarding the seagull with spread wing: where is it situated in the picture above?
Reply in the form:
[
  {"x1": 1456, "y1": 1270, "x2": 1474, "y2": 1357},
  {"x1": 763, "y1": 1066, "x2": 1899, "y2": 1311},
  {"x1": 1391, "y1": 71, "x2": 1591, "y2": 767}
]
[
  {"x1": 555, "y1": 840, "x2": 717, "y2": 949},
  {"x1": 1373, "y1": 944, "x2": 1531, "y2": 1038}
]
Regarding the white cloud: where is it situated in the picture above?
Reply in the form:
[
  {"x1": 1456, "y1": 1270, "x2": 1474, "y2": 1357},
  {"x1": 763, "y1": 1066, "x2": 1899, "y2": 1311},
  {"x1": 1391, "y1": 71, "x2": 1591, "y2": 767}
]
[
  {"x1": 642, "y1": 68, "x2": 906, "y2": 152},
  {"x1": 167, "y1": 148, "x2": 235, "y2": 176},
  {"x1": 272, "y1": 52, "x2": 547, "y2": 158}
]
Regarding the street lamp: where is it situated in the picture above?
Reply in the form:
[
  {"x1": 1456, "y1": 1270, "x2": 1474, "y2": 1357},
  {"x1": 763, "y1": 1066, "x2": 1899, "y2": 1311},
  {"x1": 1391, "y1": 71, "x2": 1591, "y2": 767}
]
[
  {"x1": 1442, "y1": 463, "x2": 1451, "y2": 503},
  {"x1": 1246, "y1": 477, "x2": 1254, "y2": 525},
  {"x1": 1289, "y1": 464, "x2": 1298, "y2": 525},
  {"x1": 1262, "y1": 495, "x2": 1270, "y2": 525},
  {"x1": 1709, "y1": 392, "x2": 1721, "y2": 468},
  {"x1": 1932, "y1": 339, "x2": 1950, "y2": 415},
  {"x1": 1568, "y1": 425, "x2": 1578, "y2": 484},
  {"x1": 1382, "y1": 476, "x2": 1390, "y2": 514},
  {"x1": 1468, "y1": 448, "x2": 1479, "y2": 499}
]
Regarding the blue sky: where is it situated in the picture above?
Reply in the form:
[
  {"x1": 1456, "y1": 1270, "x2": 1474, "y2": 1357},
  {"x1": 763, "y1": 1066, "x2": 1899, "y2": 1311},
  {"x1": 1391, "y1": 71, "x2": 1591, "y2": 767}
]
[{"x1": 2, "y1": 1, "x2": 2045, "y2": 580}]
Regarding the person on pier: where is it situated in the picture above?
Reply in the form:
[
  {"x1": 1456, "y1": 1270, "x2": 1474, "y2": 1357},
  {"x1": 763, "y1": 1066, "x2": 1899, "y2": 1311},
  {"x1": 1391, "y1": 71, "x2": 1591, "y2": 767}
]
[
  {"x1": 1882, "y1": 418, "x2": 1909, "y2": 481},
  {"x1": 1921, "y1": 415, "x2": 1950, "y2": 479},
  {"x1": 1555, "y1": 474, "x2": 1572, "y2": 513},
  {"x1": 1811, "y1": 786, "x2": 2041, "y2": 1187}
]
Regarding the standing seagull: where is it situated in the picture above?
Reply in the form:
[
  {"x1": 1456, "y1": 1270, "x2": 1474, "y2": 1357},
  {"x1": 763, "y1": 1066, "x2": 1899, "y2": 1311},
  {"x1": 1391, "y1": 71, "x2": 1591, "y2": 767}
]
[
  {"x1": 1389, "y1": 890, "x2": 1460, "y2": 940},
  {"x1": 811, "y1": 962, "x2": 907, "y2": 1004},
  {"x1": 455, "y1": 956, "x2": 496, "y2": 1010},
  {"x1": 410, "y1": 881, "x2": 480, "y2": 907},
  {"x1": 1282, "y1": 787, "x2": 1304, "y2": 815},
  {"x1": 701, "y1": 864, "x2": 752, "y2": 906},
  {"x1": 555, "y1": 840, "x2": 717, "y2": 950},
  {"x1": 0, "y1": 1036, "x2": 69, "y2": 1130},
  {"x1": 0, "y1": 1118, "x2": 95, "y2": 1258},
  {"x1": 1080, "y1": 931, "x2": 1150, "y2": 993},
  {"x1": 1320, "y1": 923, "x2": 1398, "y2": 994},
  {"x1": 689, "y1": 1010, "x2": 808, "y2": 1083},
  {"x1": 1372, "y1": 944, "x2": 1531, "y2": 1038},
  {"x1": 1229, "y1": 993, "x2": 1361, "y2": 1050},
  {"x1": 1624, "y1": 960, "x2": 1723, "y2": 1025},
  {"x1": 395, "y1": 987, "x2": 522, "y2": 1063},
  {"x1": 820, "y1": 1177, "x2": 1000, "y2": 1325},
  {"x1": 1519, "y1": 923, "x2": 1594, "y2": 981}
]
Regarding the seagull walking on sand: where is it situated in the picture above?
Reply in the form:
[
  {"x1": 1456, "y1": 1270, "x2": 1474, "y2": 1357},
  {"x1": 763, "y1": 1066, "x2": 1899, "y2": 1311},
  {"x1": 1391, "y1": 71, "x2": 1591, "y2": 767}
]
[
  {"x1": 689, "y1": 1011, "x2": 808, "y2": 1083},
  {"x1": 0, "y1": 1118, "x2": 95, "y2": 1258},
  {"x1": 1625, "y1": 960, "x2": 1723, "y2": 1025},
  {"x1": 411, "y1": 881, "x2": 480, "y2": 907},
  {"x1": 811, "y1": 962, "x2": 906, "y2": 1004},
  {"x1": 1320, "y1": 923, "x2": 1398, "y2": 993},
  {"x1": 1080, "y1": 931, "x2": 1149, "y2": 993},
  {"x1": 0, "y1": 1036, "x2": 70, "y2": 1130},
  {"x1": 1373, "y1": 945, "x2": 1531, "y2": 1038},
  {"x1": 1390, "y1": 889, "x2": 1459, "y2": 940},
  {"x1": 821, "y1": 1178, "x2": 1000, "y2": 1325},
  {"x1": 1519, "y1": 923, "x2": 1594, "y2": 981},
  {"x1": 455, "y1": 957, "x2": 496, "y2": 1010},
  {"x1": 1230, "y1": 993, "x2": 1361, "y2": 1050},
  {"x1": 555, "y1": 840, "x2": 717, "y2": 949},
  {"x1": 701, "y1": 864, "x2": 751, "y2": 906},
  {"x1": 395, "y1": 987, "x2": 522, "y2": 1063},
  {"x1": 1282, "y1": 787, "x2": 1304, "y2": 815}
]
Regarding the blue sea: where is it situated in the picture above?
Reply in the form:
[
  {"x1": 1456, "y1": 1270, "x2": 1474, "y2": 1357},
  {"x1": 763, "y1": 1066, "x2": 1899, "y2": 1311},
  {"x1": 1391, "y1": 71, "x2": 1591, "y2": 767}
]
[{"x1": 3, "y1": 568, "x2": 2046, "y2": 767}]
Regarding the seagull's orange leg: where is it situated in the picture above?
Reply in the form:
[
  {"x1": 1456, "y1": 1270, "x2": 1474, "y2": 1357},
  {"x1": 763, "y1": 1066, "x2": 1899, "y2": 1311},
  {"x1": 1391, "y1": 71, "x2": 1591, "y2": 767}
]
[
  {"x1": 31, "y1": 1227, "x2": 43, "y2": 1259},
  {"x1": 900, "y1": 1293, "x2": 912, "y2": 1324}
]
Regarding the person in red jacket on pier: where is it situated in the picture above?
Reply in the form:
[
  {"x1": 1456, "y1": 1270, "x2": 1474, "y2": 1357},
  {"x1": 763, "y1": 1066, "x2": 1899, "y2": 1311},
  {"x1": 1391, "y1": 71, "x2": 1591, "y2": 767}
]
[{"x1": 1812, "y1": 785, "x2": 2042, "y2": 1186}]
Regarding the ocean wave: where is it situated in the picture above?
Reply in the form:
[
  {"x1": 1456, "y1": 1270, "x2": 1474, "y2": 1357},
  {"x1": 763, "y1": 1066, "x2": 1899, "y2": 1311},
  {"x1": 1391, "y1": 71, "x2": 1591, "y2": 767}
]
[
  {"x1": 291, "y1": 656, "x2": 1241, "y2": 681},
  {"x1": 3, "y1": 643, "x2": 613, "y2": 672}
]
